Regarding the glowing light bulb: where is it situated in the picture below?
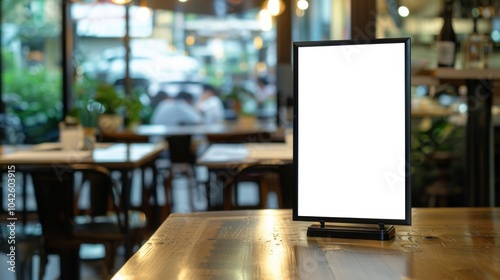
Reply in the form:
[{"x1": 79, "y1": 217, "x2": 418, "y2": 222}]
[
  {"x1": 297, "y1": 0, "x2": 309, "y2": 11},
  {"x1": 265, "y1": 0, "x2": 285, "y2": 16},
  {"x1": 398, "y1": 6, "x2": 409, "y2": 17}
]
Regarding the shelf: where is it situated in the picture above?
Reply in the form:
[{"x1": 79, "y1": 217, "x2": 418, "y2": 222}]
[{"x1": 431, "y1": 68, "x2": 500, "y2": 80}]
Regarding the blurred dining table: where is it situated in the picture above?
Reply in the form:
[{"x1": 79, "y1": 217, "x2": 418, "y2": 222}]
[
  {"x1": 100, "y1": 120, "x2": 282, "y2": 142},
  {"x1": 197, "y1": 142, "x2": 293, "y2": 210},
  {"x1": 0, "y1": 142, "x2": 166, "y2": 258}
]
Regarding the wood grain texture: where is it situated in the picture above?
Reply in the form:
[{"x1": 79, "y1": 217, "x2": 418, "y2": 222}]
[{"x1": 113, "y1": 208, "x2": 500, "y2": 280}]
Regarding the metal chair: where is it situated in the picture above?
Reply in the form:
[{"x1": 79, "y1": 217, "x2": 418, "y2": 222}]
[
  {"x1": 204, "y1": 132, "x2": 282, "y2": 210},
  {"x1": 161, "y1": 135, "x2": 200, "y2": 214},
  {"x1": 221, "y1": 162, "x2": 290, "y2": 210}
]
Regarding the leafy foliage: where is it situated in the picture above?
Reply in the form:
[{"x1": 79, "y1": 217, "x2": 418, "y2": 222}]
[{"x1": 3, "y1": 68, "x2": 62, "y2": 143}]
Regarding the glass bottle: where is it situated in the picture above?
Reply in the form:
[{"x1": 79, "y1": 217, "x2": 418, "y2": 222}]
[
  {"x1": 437, "y1": 0, "x2": 457, "y2": 68},
  {"x1": 464, "y1": 17, "x2": 484, "y2": 69}
]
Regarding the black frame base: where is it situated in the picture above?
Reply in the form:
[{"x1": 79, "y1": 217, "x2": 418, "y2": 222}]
[{"x1": 307, "y1": 223, "x2": 395, "y2": 240}]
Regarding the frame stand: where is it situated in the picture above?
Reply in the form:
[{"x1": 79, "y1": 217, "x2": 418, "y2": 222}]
[{"x1": 307, "y1": 222, "x2": 395, "y2": 240}]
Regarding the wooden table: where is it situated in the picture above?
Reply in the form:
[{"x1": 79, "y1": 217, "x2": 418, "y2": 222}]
[
  {"x1": 197, "y1": 143, "x2": 292, "y2": 167},
  {"x1": 0, "y1": 142, "x2": 164, "y2": 168},
  {"x1": 0, "y1": 142, "x2": 165, "y2": 258},
  {"x1": 113, "y1": 208, "x2": 500, "y2": 280},
  {"x1": 197, "y1": 143, "x2": 293, "y2": 210}
]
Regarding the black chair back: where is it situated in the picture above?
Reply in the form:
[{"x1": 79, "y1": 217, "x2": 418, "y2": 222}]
[
  {"x1": 29, "y1": 165, "x2": 115, "y2": 236},
  {"x1": 30, "y1": 167, "x2": 75, "y2": 236},
  {"x1": 166, "y1": 135, "x2": 195, "y2": 164}
]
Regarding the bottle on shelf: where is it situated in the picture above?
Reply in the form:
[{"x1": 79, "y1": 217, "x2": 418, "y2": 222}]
[
  {"x1": 483, "y1": 32, "x2": 493, "y2": 68},
  {"x1": 463, "y1": 17, "x2": 484, "y2": 69},
  {"x1": 437, "y1": 0, "x2": 457, "y2": 68}
]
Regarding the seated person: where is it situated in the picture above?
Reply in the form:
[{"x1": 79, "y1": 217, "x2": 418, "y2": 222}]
[
  {"x1": 151, "y1": 91, "x2": 202, "y2": 126},
  {"x1": 255, "y1": 76, "x2": 276, "y2": 106},
  {"x1": 196, "y1": 84, "x2": 225, "y2": 124},
  {"x1": 150, "y1": 91, "x2": 202, "y2": 143}
]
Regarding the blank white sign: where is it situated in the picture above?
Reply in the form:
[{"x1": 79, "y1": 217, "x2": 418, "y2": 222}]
[{"x1": 296, "y1": 41, "x2": 408, "y2": 221}]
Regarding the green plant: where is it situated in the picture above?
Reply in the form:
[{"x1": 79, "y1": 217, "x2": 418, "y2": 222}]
[
  {"x1": 94, "y1": 83, "x2": 126, "y2": 115},
  {"x1": 3, "y1": 67, "x2": 62, "y2": 143},
  {"x1": 222, "y1": 84, "x2": 257, "y2": 116},
  {"x1": 93, "y1": 82, "x2": 147, "y2": 126}
]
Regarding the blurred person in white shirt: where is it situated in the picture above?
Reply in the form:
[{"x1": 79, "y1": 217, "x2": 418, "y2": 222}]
[
  {"x1": 196, "y1": 84, "x2": 225, "y2": 124},
  {"x1": 151, "y1": 91, "x2": 202, "y2": 126},
  {"x1": 255, "y1": 76, "x2": 276, "y2": 106}
]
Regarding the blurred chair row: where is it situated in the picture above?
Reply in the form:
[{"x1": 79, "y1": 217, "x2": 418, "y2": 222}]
[{"x1": 0, "y1": 164, "x2": 147, "y2": 280}]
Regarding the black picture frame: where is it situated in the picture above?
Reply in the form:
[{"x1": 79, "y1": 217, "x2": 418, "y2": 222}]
[{"x1": 292, "y1": 38, "x2": 411, "y2": 239}]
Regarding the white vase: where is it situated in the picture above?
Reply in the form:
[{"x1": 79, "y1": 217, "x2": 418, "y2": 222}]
[{"x1": 98, "y1": 114, "x2": 123, "y2": 133}]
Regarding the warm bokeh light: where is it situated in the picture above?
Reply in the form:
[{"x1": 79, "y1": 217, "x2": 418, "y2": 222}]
[
  {"x1": 253, "y1": 36, "x2": 263, "y2": 50},
  {"x1": 111, "y1": 0, "x2": 132, "y2": 4},
  {"x1": 179, "y1": 0, "x2": 187, "y2": 2},
  {"x1": 265, "y1": 0, "x2": 285, "y2": 16},
  {"x1": 297, "y1": 0, "x2": 309, "y2": 11},
  {"x1": 186, "y1": 35, "x2": 195, "y2": 46},
  {"x1": 258, "y1": 9, "x2": 273, "y2": 31},
  {"x1": 256, "y1": 62, "x2": 267, "y2": 73},
  {"x1": 398, "y1": 6, "x2": 409, "y2": 17},
  {"x1": 295, "y1": 8, "x2": 305, "y2": 17}
]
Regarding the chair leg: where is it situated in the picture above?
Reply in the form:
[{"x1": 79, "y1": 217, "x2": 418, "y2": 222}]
[
  {"x1": 266, "y1": 173, "x2": 283, "y2": 208},
  {"x1": 258, "y1": 177, "x2": 269, "y2": 209},
  {"x1": 102, "y1": 242, "x2": 118, "y2": 278},
  {"x1": 59, "y1": 247, "x2": 81, "y2": 280}
]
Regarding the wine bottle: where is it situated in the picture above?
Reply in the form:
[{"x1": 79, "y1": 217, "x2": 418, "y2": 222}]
[{"x1": 437, "y1": 0, "x2": 457, "y2": 68}]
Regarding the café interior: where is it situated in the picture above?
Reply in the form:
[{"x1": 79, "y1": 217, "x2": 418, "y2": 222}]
[{"x1": 1, "y1": 0, "x2": 500, "y2": 279}]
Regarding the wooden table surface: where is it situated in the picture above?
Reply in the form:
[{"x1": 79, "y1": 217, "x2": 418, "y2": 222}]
[
  {"x1": 113, "y1": 208, "x2": 500, "y2": 280},
  {"x1": 0, "y1": 142, "x2": 165, "y2": 169},
  {"x1": 197, "y1": 143, "x2": 292, "y2": 168}
]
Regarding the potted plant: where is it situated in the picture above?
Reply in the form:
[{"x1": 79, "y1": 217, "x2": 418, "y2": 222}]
[{"x1": 94, "y1": 83, "x2": 126, "y2": 133}]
